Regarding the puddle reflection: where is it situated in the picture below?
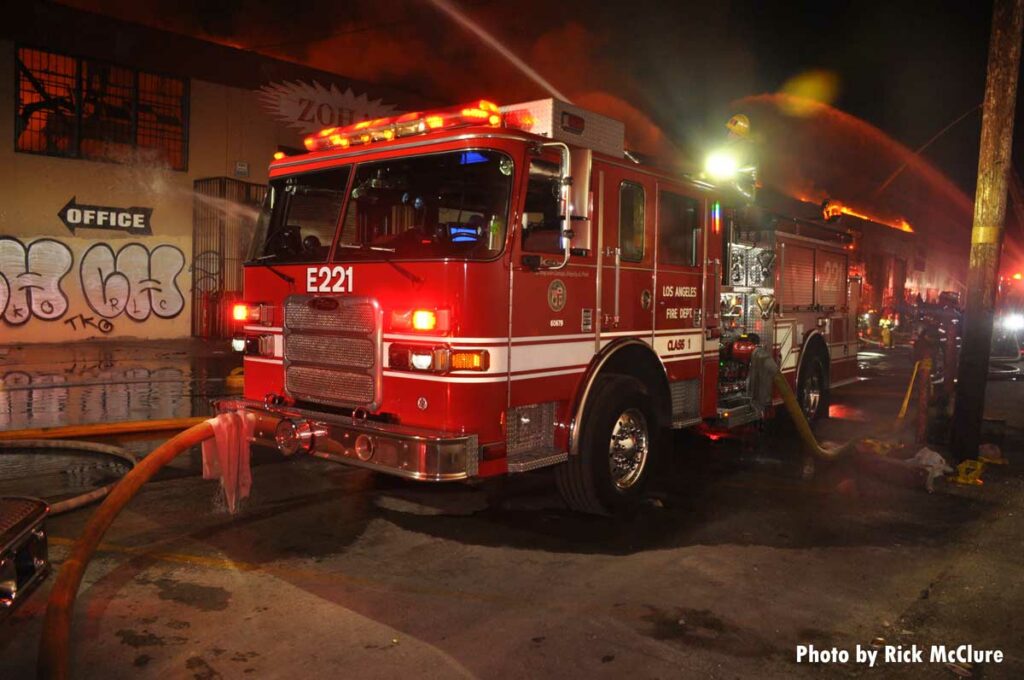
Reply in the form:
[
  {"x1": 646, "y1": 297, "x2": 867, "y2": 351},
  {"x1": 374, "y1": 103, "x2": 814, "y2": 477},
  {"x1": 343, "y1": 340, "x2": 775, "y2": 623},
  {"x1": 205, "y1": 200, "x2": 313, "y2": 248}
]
[{"x1": 0, "y1": 344, "x2": 238, "y2": 431}]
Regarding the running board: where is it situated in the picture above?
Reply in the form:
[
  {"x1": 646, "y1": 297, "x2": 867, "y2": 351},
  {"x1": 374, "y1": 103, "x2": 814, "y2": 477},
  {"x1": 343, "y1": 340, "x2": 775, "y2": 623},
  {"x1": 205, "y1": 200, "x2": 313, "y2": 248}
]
[{"x1": 507, "y1": 449, "x2": 568, "y2": 473}]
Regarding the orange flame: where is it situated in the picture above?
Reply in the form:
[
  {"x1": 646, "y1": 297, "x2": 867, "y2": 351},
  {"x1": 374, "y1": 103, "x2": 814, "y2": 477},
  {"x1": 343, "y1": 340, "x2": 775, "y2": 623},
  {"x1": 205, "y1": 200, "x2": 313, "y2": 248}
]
[{"x1": 806, "y1": 197, "x2": 913, "y2": 233}]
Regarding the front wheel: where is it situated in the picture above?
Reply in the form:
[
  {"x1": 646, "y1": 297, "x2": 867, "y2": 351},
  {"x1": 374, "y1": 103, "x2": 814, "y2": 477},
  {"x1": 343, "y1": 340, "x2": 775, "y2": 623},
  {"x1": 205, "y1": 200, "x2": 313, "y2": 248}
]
[{"x1": 555, "y1": 375, "x2": 662, "y2": 514}]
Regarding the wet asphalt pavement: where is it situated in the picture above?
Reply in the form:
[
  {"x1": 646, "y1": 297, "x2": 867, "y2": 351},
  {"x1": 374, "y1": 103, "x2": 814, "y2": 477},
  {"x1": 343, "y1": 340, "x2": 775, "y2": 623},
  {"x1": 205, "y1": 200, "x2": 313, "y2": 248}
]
[{"x1": 1, "y1": 341, "x2": 1023, "y2": 678}]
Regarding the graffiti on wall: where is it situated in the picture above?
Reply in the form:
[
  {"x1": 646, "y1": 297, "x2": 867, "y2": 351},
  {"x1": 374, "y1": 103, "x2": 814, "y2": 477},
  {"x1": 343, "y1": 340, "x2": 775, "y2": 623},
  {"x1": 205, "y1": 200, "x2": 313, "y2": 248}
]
[
  {"x1": 80, "y1": 243, "x2": 186, "y2": 320},
  {"x1": 0, "y1": 237, "x2": 74, "y2": 324},
  {"x1": 0, "y1": 236, "x2": 186, "y2": 331},
  {"x1": 191, "y1": 249, "x2": 223, "y2": 293}
]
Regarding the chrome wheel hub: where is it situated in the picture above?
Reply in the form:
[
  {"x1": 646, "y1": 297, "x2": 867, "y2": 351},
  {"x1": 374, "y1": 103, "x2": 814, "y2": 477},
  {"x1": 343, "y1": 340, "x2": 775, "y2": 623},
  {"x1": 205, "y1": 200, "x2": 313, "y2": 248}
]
[
  {"x1": 608, "y1": 408, "x2": 649, "y2": 490},
  {"x1": 802, "y1": 372, "x2": 822, "y2": 420}
]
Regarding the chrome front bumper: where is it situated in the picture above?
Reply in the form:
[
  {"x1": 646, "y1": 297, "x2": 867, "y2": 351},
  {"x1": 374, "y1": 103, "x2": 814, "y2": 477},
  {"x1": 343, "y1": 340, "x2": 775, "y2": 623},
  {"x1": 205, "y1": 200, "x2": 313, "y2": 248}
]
[{"x1": 217, "y1": 399, "x2": 479, "y2": 481}]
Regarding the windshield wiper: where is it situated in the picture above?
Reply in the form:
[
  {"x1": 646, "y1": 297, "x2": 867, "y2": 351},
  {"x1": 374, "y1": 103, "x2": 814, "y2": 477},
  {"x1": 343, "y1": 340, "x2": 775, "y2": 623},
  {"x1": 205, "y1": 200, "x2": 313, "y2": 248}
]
[
  {"x1": 252, "y1": 254, "x2": 296, "y2": 287},
  {"x1": 336, "y1": 243, "x2": 422, "y2": 285},
  {"x1": 336, "y1": 243, "x2": 396, "y2": 253}
]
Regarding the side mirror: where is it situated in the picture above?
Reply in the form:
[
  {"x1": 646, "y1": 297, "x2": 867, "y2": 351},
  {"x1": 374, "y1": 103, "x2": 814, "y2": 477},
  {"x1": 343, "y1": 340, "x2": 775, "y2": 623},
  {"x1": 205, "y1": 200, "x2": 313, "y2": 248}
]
[
  {"x1": 568, "y1": 149, "x2": 592, "y2": 253},
  {"x1": 537, "y1": 141, "x2": 573, "y2": 270}
]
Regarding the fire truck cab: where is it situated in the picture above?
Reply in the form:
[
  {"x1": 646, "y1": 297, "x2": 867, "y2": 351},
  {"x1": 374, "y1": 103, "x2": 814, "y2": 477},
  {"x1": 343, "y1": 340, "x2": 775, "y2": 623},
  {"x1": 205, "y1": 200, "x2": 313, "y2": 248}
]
[{"x1": 226, "y1": 98, "x2": 859, "y2": 514}]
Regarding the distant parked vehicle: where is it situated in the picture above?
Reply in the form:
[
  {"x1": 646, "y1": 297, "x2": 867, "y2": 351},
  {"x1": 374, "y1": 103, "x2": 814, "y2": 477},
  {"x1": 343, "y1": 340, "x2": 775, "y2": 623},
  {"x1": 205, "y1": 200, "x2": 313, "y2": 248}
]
[{"x1": 993, "y1": 312, "x2": 1023, "y2": 362}]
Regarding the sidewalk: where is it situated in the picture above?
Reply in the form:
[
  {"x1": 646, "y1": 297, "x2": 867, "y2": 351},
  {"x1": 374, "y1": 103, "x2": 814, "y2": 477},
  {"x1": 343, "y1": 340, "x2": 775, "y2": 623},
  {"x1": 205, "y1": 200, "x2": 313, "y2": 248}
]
[{"x1": 0, "y1": 338, "x2": 241, "y2": 433}]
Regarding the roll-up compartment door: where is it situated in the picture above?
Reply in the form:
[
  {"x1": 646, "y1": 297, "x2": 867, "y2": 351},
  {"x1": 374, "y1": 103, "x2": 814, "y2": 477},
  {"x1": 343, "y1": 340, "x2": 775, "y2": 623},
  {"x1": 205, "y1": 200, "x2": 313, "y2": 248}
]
[
  {"x1": 815, "y1": 250, "x2": 847, "y2": 309},
  {"x1": 780, "y1": 243, "x2": 814, "y2": 309}
]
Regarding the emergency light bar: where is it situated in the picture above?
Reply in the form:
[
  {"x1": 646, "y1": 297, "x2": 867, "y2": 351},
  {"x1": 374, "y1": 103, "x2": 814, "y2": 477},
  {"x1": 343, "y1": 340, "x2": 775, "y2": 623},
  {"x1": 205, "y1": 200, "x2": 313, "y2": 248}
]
[
  {"x1": 300, "y1": 97, "x2": 626, "y2": 160},
  {"x1": 303, "y1": 100, "x2": 504, "y2": 153}
]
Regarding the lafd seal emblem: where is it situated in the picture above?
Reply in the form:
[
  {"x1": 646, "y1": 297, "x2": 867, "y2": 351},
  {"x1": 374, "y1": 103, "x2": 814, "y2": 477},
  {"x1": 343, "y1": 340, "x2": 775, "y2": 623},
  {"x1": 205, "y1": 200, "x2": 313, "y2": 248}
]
[{"x1": 547, "y1": 279, "x2": 567, "y2": 312}]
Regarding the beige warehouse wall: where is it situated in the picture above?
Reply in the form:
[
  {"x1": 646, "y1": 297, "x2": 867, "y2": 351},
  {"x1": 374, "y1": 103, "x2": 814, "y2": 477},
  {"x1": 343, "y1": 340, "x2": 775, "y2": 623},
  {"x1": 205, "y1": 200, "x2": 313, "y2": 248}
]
[{"x1": 0, "y1": 42, "x2": 301, "y2": 344}]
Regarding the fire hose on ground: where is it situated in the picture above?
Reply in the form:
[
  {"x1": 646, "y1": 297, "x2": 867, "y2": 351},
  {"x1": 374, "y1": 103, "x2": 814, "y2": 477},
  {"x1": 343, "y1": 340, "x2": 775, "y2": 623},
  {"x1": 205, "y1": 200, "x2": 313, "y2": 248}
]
[
  {"x1": 34, "y1": 364, "x2": 858, "y2": 678},
  {"x1": 0, "y1": 416, "x2": 209, "y2": 519},
  {"x1": 0, "y1": 416, "x2": 209, "y2": 442},
  {"x1": 0, "y1": 439, "x2": 137, "y2": 515},
  {"x1": 36, "y1": 421, "x2": 215, "y2": 680},
  {"x1": 771, "y1": 371, "x2": 854, "y2": 460}
]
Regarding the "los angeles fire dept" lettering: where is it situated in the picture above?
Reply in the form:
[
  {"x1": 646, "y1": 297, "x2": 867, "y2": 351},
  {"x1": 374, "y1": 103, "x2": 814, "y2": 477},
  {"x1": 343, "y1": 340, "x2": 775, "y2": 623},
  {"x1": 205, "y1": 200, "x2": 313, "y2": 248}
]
[{"x1": 661, "y1": 285, "x2": 697, "y2": 298}]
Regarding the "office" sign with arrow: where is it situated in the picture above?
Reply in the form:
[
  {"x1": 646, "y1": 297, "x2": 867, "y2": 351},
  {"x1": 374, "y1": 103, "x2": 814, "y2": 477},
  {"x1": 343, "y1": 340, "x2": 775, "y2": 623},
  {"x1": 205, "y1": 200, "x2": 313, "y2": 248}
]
[{"x1": 58, "y1": 197, "x2": 154, "y2": 235}]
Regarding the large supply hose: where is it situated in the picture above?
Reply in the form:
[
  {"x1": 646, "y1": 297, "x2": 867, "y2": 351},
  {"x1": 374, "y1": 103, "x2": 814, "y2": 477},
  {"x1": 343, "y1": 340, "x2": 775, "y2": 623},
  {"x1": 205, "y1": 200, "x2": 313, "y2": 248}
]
[
  {"x1": 0, "y1": 439, "x2": 136, "y2": 514},
  {"x1": 31, "y1": 360, "x2": 877, "y2": 677},
  {"x1": 0, "y1": 416, "x2": 208, "y2": 442},
  {"x1": 772, "y1": 372, "x2": 855, "y2": 461},
  {"x1": 37, "y1": 421, "x2": 214, "y2": 680}
]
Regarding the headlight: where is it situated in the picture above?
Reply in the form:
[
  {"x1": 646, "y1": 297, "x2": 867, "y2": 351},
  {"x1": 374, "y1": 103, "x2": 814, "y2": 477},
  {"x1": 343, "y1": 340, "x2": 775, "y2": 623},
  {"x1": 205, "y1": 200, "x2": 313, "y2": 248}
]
[{"x1": 1001, "y1": 314, "x2": 1024, "y2": 331}]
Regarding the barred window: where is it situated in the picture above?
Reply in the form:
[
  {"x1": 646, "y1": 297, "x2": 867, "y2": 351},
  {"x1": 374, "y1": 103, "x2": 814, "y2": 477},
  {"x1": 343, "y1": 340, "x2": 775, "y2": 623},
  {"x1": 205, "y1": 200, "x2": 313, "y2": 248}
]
[{"x1": 15, "y1": 46, "x2": 188, "y2": 170}]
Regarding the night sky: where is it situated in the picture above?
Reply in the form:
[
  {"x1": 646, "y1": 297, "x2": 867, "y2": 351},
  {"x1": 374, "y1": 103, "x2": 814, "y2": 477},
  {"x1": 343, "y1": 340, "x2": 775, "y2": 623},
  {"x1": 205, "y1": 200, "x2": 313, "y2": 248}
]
[{"x1": 62, "y1": 0, "x2": 1022, "y2": 265}]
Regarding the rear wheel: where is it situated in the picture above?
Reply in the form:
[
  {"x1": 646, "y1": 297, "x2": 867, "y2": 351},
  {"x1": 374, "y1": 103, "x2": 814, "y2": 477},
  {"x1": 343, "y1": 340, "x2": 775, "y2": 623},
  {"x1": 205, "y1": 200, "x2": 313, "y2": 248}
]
[
  {"x1": 797, "y1": 354, "x2": 828, "y2": 423},
  {"x1": 555, "y1": 375, "x2": 662, "y2": 514}
]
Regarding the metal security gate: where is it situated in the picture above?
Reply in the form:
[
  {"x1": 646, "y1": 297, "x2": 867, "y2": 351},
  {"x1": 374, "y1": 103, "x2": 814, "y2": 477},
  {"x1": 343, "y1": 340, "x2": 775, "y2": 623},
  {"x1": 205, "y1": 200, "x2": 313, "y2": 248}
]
[{"x1": 191, "y1": 177, "x2": 266, "y2": 338}]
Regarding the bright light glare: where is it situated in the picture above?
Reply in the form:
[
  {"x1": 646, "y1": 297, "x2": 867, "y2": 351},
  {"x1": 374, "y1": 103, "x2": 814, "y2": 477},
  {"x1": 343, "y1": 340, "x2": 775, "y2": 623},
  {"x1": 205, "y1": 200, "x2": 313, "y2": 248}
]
[
  {"x1": 410, "y1": 352, "x2": 434, "y2": 370},
  {"x1": 1001, "y1": 314, "x2": 1024, "y2": 331},
  {"x1": 411, "y1": 309, "x2": 437, "y2": 331},
  {"x1": 232, "y1": 303, "x2": 250, "y2": 322},
  {"x1": 705, "y1": 150, "x2": 740, "y2": 181}
]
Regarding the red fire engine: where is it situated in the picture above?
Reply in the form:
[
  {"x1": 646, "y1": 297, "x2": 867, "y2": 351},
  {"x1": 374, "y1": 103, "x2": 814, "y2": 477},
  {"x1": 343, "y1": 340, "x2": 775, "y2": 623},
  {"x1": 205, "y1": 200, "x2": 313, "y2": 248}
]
[{"x1": 225, "y1": 98, "x2": 860, "y2": 513}]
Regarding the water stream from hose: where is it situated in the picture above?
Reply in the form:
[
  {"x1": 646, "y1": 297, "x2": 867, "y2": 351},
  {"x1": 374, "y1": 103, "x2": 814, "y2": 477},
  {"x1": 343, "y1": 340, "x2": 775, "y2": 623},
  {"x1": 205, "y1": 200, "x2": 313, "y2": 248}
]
[{"x1": 426, "y1": 0, "x2": 571, "y2": 102}]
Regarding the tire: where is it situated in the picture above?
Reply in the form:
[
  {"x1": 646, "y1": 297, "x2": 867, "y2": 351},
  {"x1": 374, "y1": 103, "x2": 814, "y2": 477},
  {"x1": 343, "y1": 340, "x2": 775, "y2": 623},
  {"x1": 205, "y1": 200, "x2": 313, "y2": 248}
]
[
  {"x1": 555, "y1": 374, "x2": 662, "y2": 515},
  {"x1": 797, "y1": 354, "x2": 828, "y2": 423}
]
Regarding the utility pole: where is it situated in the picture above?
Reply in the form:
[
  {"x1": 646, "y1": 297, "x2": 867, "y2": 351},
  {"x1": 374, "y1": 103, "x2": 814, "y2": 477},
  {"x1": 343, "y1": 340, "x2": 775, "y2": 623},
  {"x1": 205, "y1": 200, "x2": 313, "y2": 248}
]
[{"x1": 951, "y1": 0, "x2": 1024, "y2": 459}]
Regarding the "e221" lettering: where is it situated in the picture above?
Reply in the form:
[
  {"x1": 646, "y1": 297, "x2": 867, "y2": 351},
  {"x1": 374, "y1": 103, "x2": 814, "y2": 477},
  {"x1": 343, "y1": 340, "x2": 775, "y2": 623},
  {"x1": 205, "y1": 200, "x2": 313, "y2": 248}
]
[{"x1": 306, "y1": 265, "x2": 354, "y2": 293}]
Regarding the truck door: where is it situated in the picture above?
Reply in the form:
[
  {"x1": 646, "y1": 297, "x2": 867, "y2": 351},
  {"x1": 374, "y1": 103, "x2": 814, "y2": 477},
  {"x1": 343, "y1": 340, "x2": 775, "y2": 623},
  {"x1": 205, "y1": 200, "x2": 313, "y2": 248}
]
[
  {"x1": 506, "y1": 157, "x2": 599, "y2": 462},
  {"x1": 652, "y1": 185, "x2": 705, "y2": 426},
  {"x1": 600, "y1": 175, "x2": 654, "y2": 340}
]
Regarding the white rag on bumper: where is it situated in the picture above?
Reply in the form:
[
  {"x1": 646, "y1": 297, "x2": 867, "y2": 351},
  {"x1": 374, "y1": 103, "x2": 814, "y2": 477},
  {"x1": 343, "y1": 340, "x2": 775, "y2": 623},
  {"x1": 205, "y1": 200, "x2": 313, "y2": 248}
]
[{"x1": 202, "y1": 411, "x2": 254, "y2": 513}]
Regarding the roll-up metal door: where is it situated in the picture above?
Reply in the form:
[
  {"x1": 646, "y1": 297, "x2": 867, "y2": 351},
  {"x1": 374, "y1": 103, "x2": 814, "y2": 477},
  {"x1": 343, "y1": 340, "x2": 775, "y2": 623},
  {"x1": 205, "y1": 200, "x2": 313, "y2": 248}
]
[
  {"x1": 780, "y1": 243, "x2": 814, "y2": 308},
  {"x1": 815, "y1": 250, "x2": 847, "y2": 309}
]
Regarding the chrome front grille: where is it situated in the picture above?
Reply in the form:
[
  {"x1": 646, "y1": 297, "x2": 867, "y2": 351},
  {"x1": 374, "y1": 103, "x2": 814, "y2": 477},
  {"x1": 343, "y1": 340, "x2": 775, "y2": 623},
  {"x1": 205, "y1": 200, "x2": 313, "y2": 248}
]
[
  {"x1": 286, "y1": 366, "x2": 376, "y2": 405},
  {"x1": 286, "y1": 334, "x2": 375, "y2": 370},
  {"x1": 283, "y1": 295, "x2": 382, "y2": 410},
  {"x1": 286, "y1": 302, "x2": 376, "y2": 334}
]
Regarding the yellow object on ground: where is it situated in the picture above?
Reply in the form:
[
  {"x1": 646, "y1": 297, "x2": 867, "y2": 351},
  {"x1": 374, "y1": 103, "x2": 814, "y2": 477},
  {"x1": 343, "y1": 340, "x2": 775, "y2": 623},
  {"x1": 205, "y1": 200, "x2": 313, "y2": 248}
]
[
  {"x1": 898, "y1": 361, "x2": 921, "y2": 419},
  {"x1": 855, "y1": 438, "x2": 900, "y2": 456},
  {"x1": 949, "y1": 459, "x2": 986, "y2": 486},
  {"x1": 226, "y1": 367, "x2": 244, "y2": 391}
]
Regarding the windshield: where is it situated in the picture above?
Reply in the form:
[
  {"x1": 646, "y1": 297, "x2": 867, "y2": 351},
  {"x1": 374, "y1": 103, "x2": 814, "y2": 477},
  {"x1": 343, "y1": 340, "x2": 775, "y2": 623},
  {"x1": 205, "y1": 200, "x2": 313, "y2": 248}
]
[
  {"x1": 249, "y1": 167, "x2": 351, "y2": 263},
  {"x1": 334, "y1": 149, "x2": 512, "y2": 261},
  {"x1": 250, "y1": 150, "x2": 513, "y2": 264}
]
